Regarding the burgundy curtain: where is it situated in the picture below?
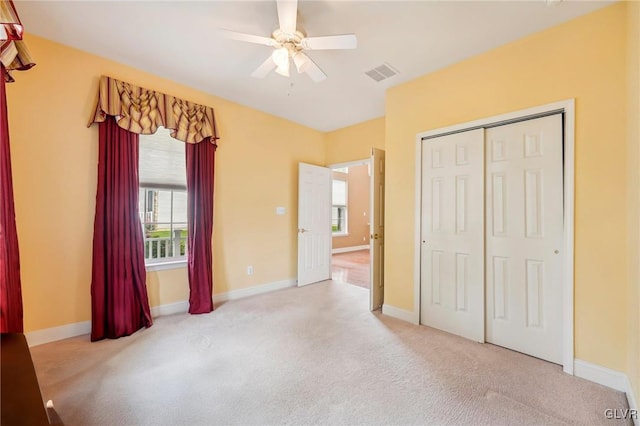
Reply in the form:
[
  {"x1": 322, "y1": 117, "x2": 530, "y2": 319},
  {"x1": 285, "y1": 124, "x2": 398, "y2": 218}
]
[
  {"x1": 91, "y1": 115, "x2": 152, "y2": 341},
  {"x1": 0, "y1": 64, "x2": 23, "y2": 333},
  {"x1": 185, "y1": 140, "x2": 216, "y2": 314}
]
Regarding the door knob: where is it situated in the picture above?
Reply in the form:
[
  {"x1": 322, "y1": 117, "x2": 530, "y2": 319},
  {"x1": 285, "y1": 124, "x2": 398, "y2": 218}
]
[{"x1": 298, "y1": 228, "x2": 309, "y2": 233}]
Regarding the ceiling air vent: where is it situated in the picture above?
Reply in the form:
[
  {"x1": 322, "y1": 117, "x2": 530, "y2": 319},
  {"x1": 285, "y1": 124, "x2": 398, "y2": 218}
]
[{"x1": 365, "y1": 63, "x2": 398, "y2": 82}]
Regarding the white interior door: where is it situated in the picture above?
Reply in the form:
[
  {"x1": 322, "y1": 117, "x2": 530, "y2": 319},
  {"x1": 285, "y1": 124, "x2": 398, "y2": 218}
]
[
  {"x1": 420, "y1": 129, "x2": 485, "y2": 342},
  {"x1": 298, "y1": 163, "x2": 332, "y2": 287},
  {"x1": 370, "y1": 148, "x2": 385, "y2": 311},
  {"x1": 485, "y1": 114, "x2": 563, "y2": 364}
]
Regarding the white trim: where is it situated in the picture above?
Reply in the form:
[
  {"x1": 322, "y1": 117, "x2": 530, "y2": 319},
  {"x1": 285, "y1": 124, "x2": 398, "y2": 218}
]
[
  {"x1": 624, "y1": 375, "x2": 639, "y2": 426},
  {"x1": 150, "y1": 300, "x2": 189, "y2": 317},
  {"x1": 414, "y1": 99, "x2": 575, "y2": 374},
  {"x1": 26, "y1": 279, "x2": 297, "y2": 347},
  {"x1": 574, "y1": 360, "x2": 639, "y2": 424},
  {"x1": 26, "y1": 321, "x2": 91, "y2": 347},
  {"x1": 562, "y1": 99, "x2": 576, "y2": 375},
  {"x1": 25, "y1": 301, "x2": 190, "y2": 347},
  {"x1": 332, "y1": 245, "x2": 369, "y2": 254},
  {"x1": 382, "y1": 304, "x2": 419, "y2": 325},
  {"x1": 574, "y1": 359, "x2": 628, "y2": 392},
  {"x1": 414, "y1": 134, "x2": 423, "y2": 326},
  {"x1": 216, "y1": 278, "x2": 297, "y2": 302},
  {"x1": 145, "y1": 260, "x2": 187, "y2": 272},
  {"x1": 416, "y1": 100, "x2": 573, "y2": 140},
  {"x1": 332, "y1": 232, "x2": 349, "y2": 237},
  {"x1": 328, "y1": 158, "x2": 371, "y2": 170}
]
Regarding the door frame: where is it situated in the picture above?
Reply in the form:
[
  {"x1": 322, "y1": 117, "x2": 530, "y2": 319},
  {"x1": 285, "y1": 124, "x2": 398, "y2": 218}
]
[
  {"x1": 413, "y1": 99, "x2": 575, "y2": 375},
  {"x1": 328, "y1": 158, "x2": 373, "y2": 289}
]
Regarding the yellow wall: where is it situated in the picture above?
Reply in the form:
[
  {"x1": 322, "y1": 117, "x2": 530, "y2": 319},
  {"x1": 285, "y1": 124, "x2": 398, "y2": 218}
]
[
  {"x1": 332, "y1": 164, "x2": 370, "y2": 249},
  {"x1": 6, "y1": 4, "x2": 638, "y2": 387},
  {"x1": 627, "y1": 0, "x2": 640, "y2": 404},
  {"x1": 325, "y1": 117, "x2": 385, "y2": 165},
  {"x1": 385, "y1": 3, "x2": 629, "y2": 371},
  {"x1": 6, "y1": 34, "x2": 325, "y2": 332}
]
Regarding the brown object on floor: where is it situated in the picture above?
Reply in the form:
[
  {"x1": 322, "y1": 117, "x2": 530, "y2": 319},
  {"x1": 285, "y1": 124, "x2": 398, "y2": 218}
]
[
  {"x1": 30, "y1": 281, "x2": 630, "y2": 425},
  {"x1": 1, "y1": 333, "x2": 50, "y2": 425},
  {"x1": 332, "y1": 249, "x2": 370, "y2": 288}
]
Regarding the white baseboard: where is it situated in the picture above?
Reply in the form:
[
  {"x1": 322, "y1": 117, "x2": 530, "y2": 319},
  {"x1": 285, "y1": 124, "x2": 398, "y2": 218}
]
[
  {"x1": 382, "y1": 304, "x2": 419, "y2": 325},
  {"x1": 575, "y1": 359, "x2": 639, "y2": 423},
  {"x1": 25, "y1": 278, "x2": 297, "y2": 347},
  {"x1": 26, "y1": 321, "x2": 91, "y2": 347},
  {"x1": 216, "y1": 278, "x2": 297, "y2": 302},
  {"x1": 150, "y1": 300, "x2": 189, "y2": 317},
  {"x1": 332, "y1": 245, "x2": 369, "y2": 254},
  {"x1": 574, "y1": 359, "x2": 628, "y2": 392},
  {"x1": 624, "y1": 375, "x2": 639, "y2": 425},
  {"x1": 149, "y1": 278, "x2": 297, "y2": 311}
]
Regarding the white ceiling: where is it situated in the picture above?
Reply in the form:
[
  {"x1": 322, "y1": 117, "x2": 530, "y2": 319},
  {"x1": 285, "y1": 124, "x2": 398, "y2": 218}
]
[{"x1": 16, "y1": 0, "x2": 612, "y2": 132}]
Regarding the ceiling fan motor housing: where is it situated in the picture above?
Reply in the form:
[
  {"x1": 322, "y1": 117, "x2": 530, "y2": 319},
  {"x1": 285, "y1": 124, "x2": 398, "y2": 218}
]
[{"x1": 272, "y1": 29, "x2": 306, "y2": 54}]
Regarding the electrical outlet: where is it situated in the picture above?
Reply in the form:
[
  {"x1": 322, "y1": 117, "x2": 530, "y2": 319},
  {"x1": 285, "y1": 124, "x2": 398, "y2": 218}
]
[{"x1": 247, "y1": 266, "x2": 254, "y2": 276}]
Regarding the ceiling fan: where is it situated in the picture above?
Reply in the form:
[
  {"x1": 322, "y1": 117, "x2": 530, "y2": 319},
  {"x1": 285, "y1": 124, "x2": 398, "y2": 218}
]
[{"x1": 222, "y1": 0, "x2": 357, "y2": 82}]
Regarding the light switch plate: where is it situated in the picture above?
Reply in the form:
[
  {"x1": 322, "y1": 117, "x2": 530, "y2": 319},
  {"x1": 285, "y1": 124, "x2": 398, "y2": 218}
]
[{"x1": 276, "y1": 207, "x2": 286, "y2": 215}]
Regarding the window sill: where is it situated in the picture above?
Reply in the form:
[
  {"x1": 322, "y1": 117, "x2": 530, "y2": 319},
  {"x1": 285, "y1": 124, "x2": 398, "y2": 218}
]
[
  {"x1": 332, "y1": 232, "x2": 349, "y2": 237},
  {"x1": 145, "y1": 260, "x2": 187, "y2": 272}
]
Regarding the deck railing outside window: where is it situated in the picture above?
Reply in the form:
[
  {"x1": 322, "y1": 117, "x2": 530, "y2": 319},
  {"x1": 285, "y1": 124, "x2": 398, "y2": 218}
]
[{"x1": 143, "y1": 229, "x2": 187, "y2": 263}]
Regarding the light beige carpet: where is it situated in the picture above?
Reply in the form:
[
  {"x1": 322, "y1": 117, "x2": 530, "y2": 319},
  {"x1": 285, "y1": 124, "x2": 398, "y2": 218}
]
[{"x1": 30, "y1": 281, "x2": 630, "y2": 425}]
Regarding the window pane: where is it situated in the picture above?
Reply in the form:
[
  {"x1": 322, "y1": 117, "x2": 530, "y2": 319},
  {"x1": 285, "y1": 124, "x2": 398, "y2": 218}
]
[
  {"x1": 155, "y1": 190, "x2": 173, "y2": 226},
  {"x1": 172, "y1": 191, "x2": 188, "y2": 224},
  {"x1": 332, "y1": 206, "x2": 347, "y2": 233},
  {"x1": 139, "y1": 127, "x2": 187, "y2": 189},
  {"x1": 138, "y1": 128, "x2": 188, "y2": 265},
  {"x1": 140, "y1": 188, "x2": 188, "y2": 263},
  {"x1": 332, "y1": 179, "x2": 346, "y2": 205}
]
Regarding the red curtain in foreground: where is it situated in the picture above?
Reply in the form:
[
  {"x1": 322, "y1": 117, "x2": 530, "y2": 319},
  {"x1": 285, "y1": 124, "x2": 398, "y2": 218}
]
[
  {"x1": 186, "y1": 140, "x2": 216, "y2": 314},
  {"x1": 0, "y1": 64, "x2": 23, "y2": 333},
  {"x1": 91, "y1": 116, "x2": 152, "y2": 341}
]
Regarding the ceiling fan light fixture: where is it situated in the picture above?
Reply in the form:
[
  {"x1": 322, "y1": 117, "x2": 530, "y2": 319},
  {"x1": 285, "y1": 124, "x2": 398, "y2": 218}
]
[
  {"x1": 275, "y1": 62, "x2": 290, "y2": 77},
  {"x1": 293, "y1": 52, "x2": 310, "y2": 73},
  {"x1": 271, "y1": 47, "x2": 289, "y2": 68},
  {"x1": 227, "y1": 0, "x2": 356, "y2": 82}
]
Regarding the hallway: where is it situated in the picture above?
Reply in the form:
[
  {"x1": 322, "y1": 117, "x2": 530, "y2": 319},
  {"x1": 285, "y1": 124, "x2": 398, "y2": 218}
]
[{"x1": 331, "y1": 249, "x2": 370, "y2": 289}]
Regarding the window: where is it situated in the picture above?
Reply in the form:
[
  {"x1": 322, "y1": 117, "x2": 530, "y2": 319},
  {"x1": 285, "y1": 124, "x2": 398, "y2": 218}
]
[
  {"x1": 138, "y1": 127, "x2": 187, "y2": 267},
  {"x1": 332, "y1": 179, "x2": 347, "y2": 234}
]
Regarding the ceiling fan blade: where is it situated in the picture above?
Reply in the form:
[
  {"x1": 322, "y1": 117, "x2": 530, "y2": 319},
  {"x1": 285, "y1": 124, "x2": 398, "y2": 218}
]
[
  {"x1": 251, "y1": 55, "x2": 277, "y2": 79},
  {"x1": 277, "y1": 0, "x2": 298, "y2": 34},
  {"x1": 220, "y1": 29, "x2": 276, "y2": 47},
  {"x1": 301, "y1": 34, "x2": 357, "y2": 50},
  {"x1": 303, "y1": 56, "x2": 327, "y2": 83}
]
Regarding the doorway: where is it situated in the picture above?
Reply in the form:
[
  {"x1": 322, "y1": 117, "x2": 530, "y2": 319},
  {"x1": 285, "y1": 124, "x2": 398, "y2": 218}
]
[
  {"x1": 329, "y1": 161, "x2": 371, "y2": 290},
  {"x1": 415, "y1": 100, "x2": 575, "y2": 374},
  {"x1": 297, "y1": 150, "x2": 384, "y2": 311}
]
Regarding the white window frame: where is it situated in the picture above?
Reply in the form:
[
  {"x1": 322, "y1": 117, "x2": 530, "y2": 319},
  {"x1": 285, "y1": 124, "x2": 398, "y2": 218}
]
[
  {"x1": 332, "y1": 177, "x2": 348, "y2": 236},
  {"x1": 139, "y1": 187, "x2": 188, "y2": 271},
  {"x1": 138, "y1": 127, "x2": 189, "y2": 272}
]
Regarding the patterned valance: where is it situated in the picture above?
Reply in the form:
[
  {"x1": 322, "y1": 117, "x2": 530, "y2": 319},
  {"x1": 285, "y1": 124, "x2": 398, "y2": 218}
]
[
  {"x1": 1, "y1": 0, "x2": 35, "y2": 82},
  {"x1": 88, "y1": 76, "x2": 219, "y2": 145},
  {"x1": 1, "y1": 0, "x2": 22, "y2": 40}
]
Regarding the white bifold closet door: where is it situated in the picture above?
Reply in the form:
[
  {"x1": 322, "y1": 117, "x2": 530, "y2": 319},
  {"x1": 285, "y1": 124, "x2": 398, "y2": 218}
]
[
  {"x1": 420, "y1": 114, "x2": 564, "y2": 364},
  {"x1": 420, "y1": 129, "x2": 485, "y2": 342},
  {"x1": 485, "y1": 114, "x2": 563, "y2": 364}
]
